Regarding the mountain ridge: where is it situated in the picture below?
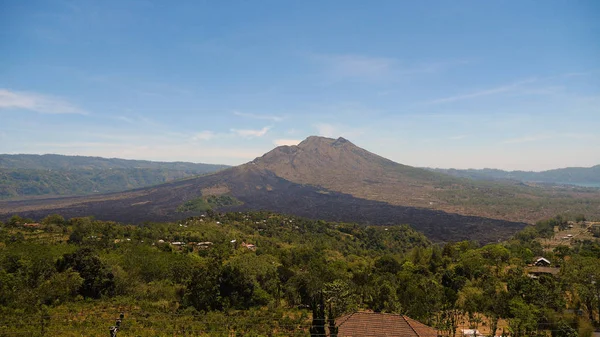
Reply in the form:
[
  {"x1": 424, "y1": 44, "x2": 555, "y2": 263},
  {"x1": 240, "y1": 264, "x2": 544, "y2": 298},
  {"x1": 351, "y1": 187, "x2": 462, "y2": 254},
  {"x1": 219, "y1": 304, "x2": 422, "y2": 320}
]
[
  {"x1": 0, "y1": 154, "x2": 229, "y2": 199},
  {"x1": 429, "y1": 165, "x2": 600, "y2": 187},
  {"x1": 1, "y1": 136, "x2": 599, "y2": 243},
  {"x1": 0, "y1": 153, "x2": 229, "y2": 171}
]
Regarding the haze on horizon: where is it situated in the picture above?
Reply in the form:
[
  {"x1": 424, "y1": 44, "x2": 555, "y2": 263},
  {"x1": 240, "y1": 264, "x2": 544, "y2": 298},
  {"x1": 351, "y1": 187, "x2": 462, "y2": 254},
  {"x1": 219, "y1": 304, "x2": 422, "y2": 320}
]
[{"x1": 1, "y1": 1, "x2": 599, "y2": 171}]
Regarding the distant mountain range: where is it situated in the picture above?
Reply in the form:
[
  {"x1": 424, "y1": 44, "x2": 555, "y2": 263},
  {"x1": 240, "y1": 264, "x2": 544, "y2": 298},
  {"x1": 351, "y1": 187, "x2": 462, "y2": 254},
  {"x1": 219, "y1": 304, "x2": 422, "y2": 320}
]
[
  {"x1": 428, "y1": 166, "x2": 600, "y2": 187},
  {"x1": 2, "y1": 136, "x2": 599, "y2": 243},
  {"x1": 0, "y1": 154, "x2": 229, "y2": 199}
]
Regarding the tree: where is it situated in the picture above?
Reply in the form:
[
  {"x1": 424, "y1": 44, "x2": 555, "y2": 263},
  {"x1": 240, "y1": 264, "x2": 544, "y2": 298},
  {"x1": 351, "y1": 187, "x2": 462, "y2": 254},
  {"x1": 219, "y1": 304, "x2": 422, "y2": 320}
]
[
  {"x1": 457, "y1": 285, "x2": 484, "y2": 329},
  {"x1": 7, "y1": 215, "x2": 32, "y2": 227},
  {"x1": 481, "y1": 244, "x2": 510, "y2": 275},
  {"x1": 371, "y1": 276, "x2": 401, "y2": 313},
  {"x1": 553, "y1": 245, "x2": 570, "y2": 261},
  {"x1": 374, "y1": 255, "x2": 402, "y2": 274},
  {"x1": 562, "y1": 256, "x2": 600, "y2": 323},
  {"x1": 37, "y1": 270, "x2": 83, "y2": 305},
  {"x1": 219, "y1": 264, "x2": 255, "y2": 310},
  {"x1": 508, "y1": 297, "x2": 539, "y2": 337},
  {"x1": 323, "y1": 279, "x2": 356, "y2": 319},
  {"x1": 184, "y1": 263, "x2": 221, "y2": 311},
  {"x1": 482, "y1": 280, "x2": 510, "y2": 337},
  {"x1": 41, "y1": 214, "x2": 65, "y2": 226},
  {"x1": 56, "y1": 248, "x2": 115, "y2": 299}
]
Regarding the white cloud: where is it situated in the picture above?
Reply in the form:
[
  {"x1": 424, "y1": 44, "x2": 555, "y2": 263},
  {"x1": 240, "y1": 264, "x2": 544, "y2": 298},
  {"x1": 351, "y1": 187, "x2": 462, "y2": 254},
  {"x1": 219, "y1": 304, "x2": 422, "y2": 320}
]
[
  {"x1": 0, "y1": 89, "x2": 88, "y2": 114},
  {"x1": 230, "y1": 126, "x2": 271, "y2": 138},
  {"x1": 192, "y1": 131, "x2": 216, "y2": 141},
  {"x1": 233, "y1": 111, "x2": 283, "y2": 122},
  {"x1": 502, "y1": 134, "x2": 551, "y2": 144},
  {"x1": 313, "y1": 54, "x2": 467, "y2": 82},
  {"x1": 425, "y1": 78, "x2": 537, "y2": 105},
  {"x1": 273, "y1": 139, "x2": 301, "y2": 146}
]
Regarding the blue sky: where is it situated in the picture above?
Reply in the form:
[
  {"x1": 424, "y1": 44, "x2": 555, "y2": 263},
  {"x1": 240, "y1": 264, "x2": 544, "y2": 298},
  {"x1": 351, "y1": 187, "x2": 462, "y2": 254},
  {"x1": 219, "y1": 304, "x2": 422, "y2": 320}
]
[{"x1": 1, "y1": 0, "x2": 599, "y2": 170}]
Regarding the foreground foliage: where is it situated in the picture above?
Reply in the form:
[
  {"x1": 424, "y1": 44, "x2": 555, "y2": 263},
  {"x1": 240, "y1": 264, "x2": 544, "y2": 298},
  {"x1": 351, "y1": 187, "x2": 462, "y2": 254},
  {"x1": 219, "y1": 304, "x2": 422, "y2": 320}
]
[{"x1": 0, "y1": 212, "x2": 599, "y2": 336}]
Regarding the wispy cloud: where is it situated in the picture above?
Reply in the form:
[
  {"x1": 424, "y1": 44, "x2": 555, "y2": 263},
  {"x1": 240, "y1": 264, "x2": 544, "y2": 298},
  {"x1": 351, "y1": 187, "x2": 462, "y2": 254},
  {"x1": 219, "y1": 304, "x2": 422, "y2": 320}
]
[
  {"x1": 233, "y1": 111, "x2": 284, "y2": 122},
  {"x1": 425, "y1": 78, "x2": 538, "y2": 105},
  {"x1": 501, "y1": 132, "x2": 597, "y2": 144},
  {"x1": 0, "y1": 89, "x2": 88, "y2": 114},
  {"x1": 230, "y1": 126, "x2": 271, "y2": 138},
  {"x1": 273, "y1": 139, "x2": 301, "y2": 146},
  {"x1": 116, "y1": 116, "x2": 134, "y2": 124},
  {"x1": 313, "y1": 54, "x2": 395, "y2": 80},
  {"x1": 313, "y1": 54, "x2": 468, "y2": 82},
  {"x1": 192, "y1": 131, "x2": 216, "y2": 141}
]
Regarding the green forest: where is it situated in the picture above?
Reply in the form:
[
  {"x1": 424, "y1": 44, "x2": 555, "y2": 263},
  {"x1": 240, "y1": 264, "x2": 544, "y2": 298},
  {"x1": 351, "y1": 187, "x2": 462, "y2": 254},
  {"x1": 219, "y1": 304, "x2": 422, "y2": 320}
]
[
  {"x1": 0, "y1": 154, "x2": 228, "y2": 199},
  {"x1": 1, "y1": 212, "x2": 599, "y2": 336}
]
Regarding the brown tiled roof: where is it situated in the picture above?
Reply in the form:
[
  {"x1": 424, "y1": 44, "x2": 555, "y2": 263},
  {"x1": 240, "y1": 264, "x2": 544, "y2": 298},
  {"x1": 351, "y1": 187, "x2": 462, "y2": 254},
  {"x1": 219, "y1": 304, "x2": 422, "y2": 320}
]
[
  {"x1": 527, "y1": 266, "x2": 560, "y2": 275},
  {"x1": 335, "y1": 312, "x2": 438, "y2": 337}
]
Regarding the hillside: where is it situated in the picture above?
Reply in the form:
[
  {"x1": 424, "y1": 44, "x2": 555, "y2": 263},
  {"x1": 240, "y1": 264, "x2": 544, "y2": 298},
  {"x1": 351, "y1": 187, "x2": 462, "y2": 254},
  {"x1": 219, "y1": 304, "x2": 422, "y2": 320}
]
[
  {"x1": 0, "y1": 154, "x2": 229, "y2": 199},
  {"x1": 430, "y1": 165, "x2": 600, "y2": 187},
  {"x1": 1, "y1": 136, "x2": 599, "y2": 242}
]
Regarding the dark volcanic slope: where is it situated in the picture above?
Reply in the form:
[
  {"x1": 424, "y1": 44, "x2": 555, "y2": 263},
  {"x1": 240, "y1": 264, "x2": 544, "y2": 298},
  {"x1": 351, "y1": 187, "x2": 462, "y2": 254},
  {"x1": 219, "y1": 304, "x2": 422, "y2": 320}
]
[{"x1": 0, "y1": 165, "x2": 525, "y2": 243}]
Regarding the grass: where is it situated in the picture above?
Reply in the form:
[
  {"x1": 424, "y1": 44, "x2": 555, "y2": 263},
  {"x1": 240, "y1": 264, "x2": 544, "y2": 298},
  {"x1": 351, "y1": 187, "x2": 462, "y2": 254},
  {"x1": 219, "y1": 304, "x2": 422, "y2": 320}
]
[{"x1": 176, "y1": 195, "x2": 243, "y2": 212}]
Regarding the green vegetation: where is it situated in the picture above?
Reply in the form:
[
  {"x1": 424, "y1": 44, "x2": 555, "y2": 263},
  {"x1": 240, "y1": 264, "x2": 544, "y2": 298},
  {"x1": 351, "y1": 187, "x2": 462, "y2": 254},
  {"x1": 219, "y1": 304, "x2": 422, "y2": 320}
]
[
  {"x1": 0, "y1": 154, "x2": 228, "y2": 199},
  {"x1": 1, "y1": 212, "x2": 600, "y2": 336},
  {"x1": 177, "y1": 195, "x2": 243, "y2": 212}
]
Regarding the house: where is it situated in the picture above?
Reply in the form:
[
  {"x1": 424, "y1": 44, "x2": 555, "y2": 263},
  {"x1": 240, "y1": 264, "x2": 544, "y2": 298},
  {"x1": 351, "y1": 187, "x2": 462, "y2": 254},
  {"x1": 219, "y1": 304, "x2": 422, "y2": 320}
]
[
  {"x1": 197, "y1": 242, "x2": 213, "y2": 249},
  {"x1": 533, "y1": 257, "x2": 551, "y2": 267},
  {"x1": 334, "y1": 312, "x2": 438, "y2": 337},
  {"x1": 461, "y1": 329, "x2": 484, "y2": 336},
  {"x1": 22, "y1": 223, "x2": 42, "y2": 228},
  {"x1": 527, "y1": 266, "x2": 560, "y2": 279}
]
